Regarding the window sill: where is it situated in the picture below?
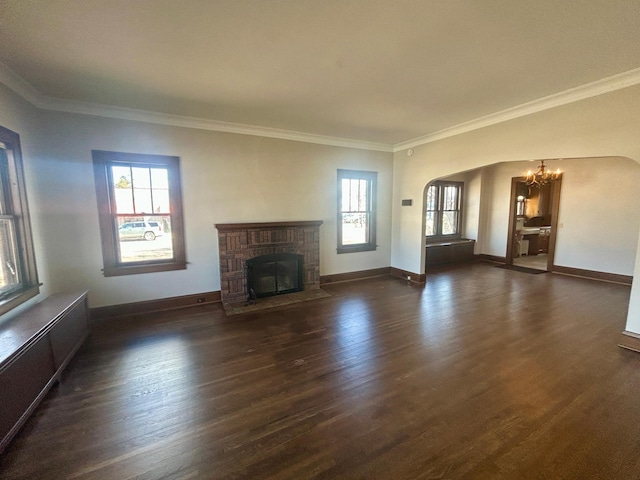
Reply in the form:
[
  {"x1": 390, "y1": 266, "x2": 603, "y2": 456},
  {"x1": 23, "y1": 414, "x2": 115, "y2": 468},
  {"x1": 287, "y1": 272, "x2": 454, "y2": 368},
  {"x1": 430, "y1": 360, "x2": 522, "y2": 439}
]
[
  {"x1": 0, "y1": 284, "x2": 41, "y2": 317},
  {"x1": 103, "y1": 261, "x2": 187, "y2": 277},
  {"x1": 426, "y1": 235, "x2": 463, "y2": 245},
  {"x1": 337, "y1": 244, "x2": 377, "y2": 254}
]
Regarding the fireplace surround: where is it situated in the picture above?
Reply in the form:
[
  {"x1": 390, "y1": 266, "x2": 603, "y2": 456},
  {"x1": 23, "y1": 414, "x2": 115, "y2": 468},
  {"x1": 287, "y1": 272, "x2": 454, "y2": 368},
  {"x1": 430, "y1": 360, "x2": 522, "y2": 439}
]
[
  {"x1": 215, "y1": 221, "x2": 322, "y2": 305},
  {"x1": 246, "y1": 253, "x2": 304, "y2": 298}
]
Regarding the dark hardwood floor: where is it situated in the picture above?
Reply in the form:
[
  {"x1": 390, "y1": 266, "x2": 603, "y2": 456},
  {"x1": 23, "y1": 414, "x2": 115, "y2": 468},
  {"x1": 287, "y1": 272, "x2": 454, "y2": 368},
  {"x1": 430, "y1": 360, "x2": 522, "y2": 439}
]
[{"x1": 2, "y1": 262, "x2": 640, "y2": 479}]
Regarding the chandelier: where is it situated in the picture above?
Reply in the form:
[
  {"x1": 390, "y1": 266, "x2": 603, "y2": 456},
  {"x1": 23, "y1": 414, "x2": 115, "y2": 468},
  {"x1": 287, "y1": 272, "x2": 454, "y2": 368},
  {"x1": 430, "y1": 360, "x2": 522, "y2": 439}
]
[{"x1": 525, "y1": 160, "x2": 560, "y2": 187}]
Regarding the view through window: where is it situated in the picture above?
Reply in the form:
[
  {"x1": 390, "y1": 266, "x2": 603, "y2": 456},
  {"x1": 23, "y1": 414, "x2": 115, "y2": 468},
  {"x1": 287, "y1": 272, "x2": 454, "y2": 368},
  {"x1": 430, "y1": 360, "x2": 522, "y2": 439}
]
[
  {"x1": 93, "y1": 151, "x2": 186, "y2": 276},
  {"x1": 111, "y1": 164, "x2": 173, "y2": 263},
  {"x1": 0, "y1": 126, "x2": 39, "y2": 315},
  {"x1": 337, "y1": 169, "x2": 377, "y2": 253},
  {"x1": 0, "y1": 148, "x2": 22, "y2": 296},
  {"x1": 425, "y1": 181, "x2": 463, "y2": 239}
]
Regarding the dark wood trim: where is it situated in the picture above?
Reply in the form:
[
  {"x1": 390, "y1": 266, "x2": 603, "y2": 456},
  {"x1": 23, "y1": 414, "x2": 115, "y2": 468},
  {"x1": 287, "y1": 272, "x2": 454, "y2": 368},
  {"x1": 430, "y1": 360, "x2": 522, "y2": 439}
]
[
  {"x1": 506, "y1": 173, "x2": 562, "y2": 271},
  {"x1": 619, "y1": 331, "x2": 640, "y2": 353},
  {"x1": 505, "y1": 177, "x2": 519, "y2": 264},
  {"x1": 0, "y1": 285, "x2": 40, "y2": 318},
  {"x1": 337, "y1": 169, "x2": 377, "y2": 254},
  {"x1": 471, "y1": 257, "x2": 632, "y2": 285},
  {"x1": 0, "y1": 126, "x2": 40, "y2": 316},
  {"x1": 319, "y1": 266, "x2": 428, "y2": 285},
  {"x1": 390, "y1": 267, "x2": 426, "y2": 283},
  {"x1": 552, "y1": 265, "x2": 632, "y2": 285},
  {"x1": 320, "y1": 267, "x2": 391, "y2": 284},
  {"x1": 425, "y1": 181, "x2": 464, "y2": 241},
  {"x1": 477, "y1": 254, "x2": 508, "y2": 263},
  {"x1": 425, "y1": 237, "x2": 469, "y2": 246},
  {"x1": 102, "y1": 261, "x2": 187, "y2": 277},
  {"x1": 90, "y1": 291, "x2": 221, "y2": 323},
  {"x1": 92, "y1": 150, "x2": 187, "y2": 277},
  {"x1": 215, "y1": 220, "x2": 323, "y2": 231},
  {"x1": 546, "y1": 174, "x2": 563, "y2": 271}
]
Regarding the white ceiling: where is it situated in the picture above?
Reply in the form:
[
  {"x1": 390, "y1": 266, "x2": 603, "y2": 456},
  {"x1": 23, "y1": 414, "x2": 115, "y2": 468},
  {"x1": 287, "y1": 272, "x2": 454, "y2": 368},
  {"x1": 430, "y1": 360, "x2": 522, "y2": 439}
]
[{"x1": 1, "y1": 0, "x2": 640, "y2": 151}]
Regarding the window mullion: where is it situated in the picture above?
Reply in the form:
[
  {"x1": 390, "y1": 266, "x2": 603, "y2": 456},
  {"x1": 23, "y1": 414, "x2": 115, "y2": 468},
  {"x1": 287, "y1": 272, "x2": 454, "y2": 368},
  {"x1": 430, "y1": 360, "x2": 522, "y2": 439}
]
[
  {"x1": 437, "y1": 185, "x2": 443, "y2": 237},
  {"x1": 129, "y1": 165, "x2": 138, "y2": 215},
  {"x1": 148, "y1": 168, "x2": 155, "y2": 213}
]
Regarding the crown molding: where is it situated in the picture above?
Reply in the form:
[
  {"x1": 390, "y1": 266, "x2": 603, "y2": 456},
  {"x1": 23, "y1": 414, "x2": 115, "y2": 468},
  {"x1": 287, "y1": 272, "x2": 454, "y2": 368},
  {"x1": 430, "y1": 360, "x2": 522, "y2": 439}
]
[
  {"x1": 0, "y1": 61, "x2": 42, "y2": 106},
  {"x1": 37, "y1": 95, "x2": 394, "y2": 152},
  {"x1": 393, "y1": 67, "x2": 640, "y2": 152},
  {"x1": 2, "y1": 61, "x2": 640, "y2": 154},
  {"x1": 0, "y1": 61, "x2": 393, "y2": 153}
]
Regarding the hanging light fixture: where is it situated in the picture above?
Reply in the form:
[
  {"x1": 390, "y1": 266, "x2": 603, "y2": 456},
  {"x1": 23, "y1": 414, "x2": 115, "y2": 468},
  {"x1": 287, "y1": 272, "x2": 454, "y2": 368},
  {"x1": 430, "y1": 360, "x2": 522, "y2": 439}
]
[{"x1": 525, "y1": 160, "x2": 561, "y2": 187}]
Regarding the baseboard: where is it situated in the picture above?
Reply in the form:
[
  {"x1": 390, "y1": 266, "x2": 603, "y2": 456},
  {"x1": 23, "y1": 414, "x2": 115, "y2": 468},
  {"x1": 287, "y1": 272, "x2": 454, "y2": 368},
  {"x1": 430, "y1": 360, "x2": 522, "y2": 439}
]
[
  {"x1": 619, "y1": 331, "x2": 640, "y2": 353},
  {"x1": 475, "y1": 256, "x2": 632, "y2": 285},
  {"x1": 389, "y1": 267, "x2": 426, "y2": 284},
  {"x1": 92, "y1": 267, "x2": 403, "y2": 322},
  {"x1": 476, "y1": 254, "x2": 507, "y2": 263},
  {"x1": 90, "y1": 290, "x2": 221, "y2": 323},
  {"x1": 552, "y1": 265, "x2": 632, "y2": 285},
  {"x1": 320, "y1": 267, "x2": 391, "y2": 284}
]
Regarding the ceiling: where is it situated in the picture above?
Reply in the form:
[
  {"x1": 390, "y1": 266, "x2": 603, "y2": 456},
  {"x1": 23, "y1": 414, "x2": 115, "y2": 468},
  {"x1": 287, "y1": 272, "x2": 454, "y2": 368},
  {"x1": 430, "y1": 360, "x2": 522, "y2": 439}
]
[{"x1": 1, "y1": 0, "x2": 640, "y2": 151}]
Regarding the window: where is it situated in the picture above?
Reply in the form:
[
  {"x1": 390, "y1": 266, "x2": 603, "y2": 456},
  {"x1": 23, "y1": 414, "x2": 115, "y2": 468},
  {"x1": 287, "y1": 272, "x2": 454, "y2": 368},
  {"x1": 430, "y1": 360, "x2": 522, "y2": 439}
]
[
  {"x1": 425, "y1": 181, "x2": 463, "y2": 240},
  {"x1": 92, "y1": 150, "x2": 186, "y2": 276},
  {"x1": 0, "y1": 126, "x2": 39, "y2": 315},
  {"x1": 337, "y1": 169, "x2": 377, "y2": 254}
]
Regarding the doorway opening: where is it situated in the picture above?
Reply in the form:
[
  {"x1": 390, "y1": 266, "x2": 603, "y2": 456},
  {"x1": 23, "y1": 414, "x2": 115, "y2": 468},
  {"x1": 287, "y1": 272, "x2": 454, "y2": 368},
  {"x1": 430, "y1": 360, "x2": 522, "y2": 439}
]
[{"x1": 506, "y1": 174, "x2": 562, "y2": 271}]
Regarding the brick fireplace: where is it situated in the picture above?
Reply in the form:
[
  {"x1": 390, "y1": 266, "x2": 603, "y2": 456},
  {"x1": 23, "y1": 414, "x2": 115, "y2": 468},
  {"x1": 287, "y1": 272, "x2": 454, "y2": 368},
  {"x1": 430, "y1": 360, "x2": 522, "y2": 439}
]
[{"x1": 215, "y1": 221, "x2": 322, "y2": 305}]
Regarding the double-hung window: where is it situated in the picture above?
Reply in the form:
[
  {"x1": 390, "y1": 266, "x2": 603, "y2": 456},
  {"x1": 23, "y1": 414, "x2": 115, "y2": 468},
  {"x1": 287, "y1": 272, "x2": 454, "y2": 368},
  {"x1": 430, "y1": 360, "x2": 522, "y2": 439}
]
[
  {"x1": 337, "y1": 169, "x2": 377, "y2": 254},
  {"x1": 425, "y1": 181, "x2": 463, "y2": 240},
  {"x1": 0, "y1": 126, "x2": 39, "y2": 315},
  {"x1": 92, "y1": 150, "x2": 186, "y2": 276}
]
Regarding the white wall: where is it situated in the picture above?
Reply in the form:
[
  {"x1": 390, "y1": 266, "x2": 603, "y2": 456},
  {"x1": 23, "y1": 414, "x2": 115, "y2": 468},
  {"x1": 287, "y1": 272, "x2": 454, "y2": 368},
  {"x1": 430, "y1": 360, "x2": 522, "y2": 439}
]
[
  {"x1": 0, "y1": 85, "x2": 393, "y2": 309},
  {"x1": 551, "y1": 157, "x2": 640, "y2": 274},
  {"x1": 392, "y1": 85, "x2": 640, "y2": 275},
  {"x1": 627, "y1": 240, "x2": 640, "y2": 333},
  {"x1": 462, "y1": 170, "x2": 482, "y2": 248},
  {"x1": 468, "y1": 158, "x2": 640, "y2": 275}
]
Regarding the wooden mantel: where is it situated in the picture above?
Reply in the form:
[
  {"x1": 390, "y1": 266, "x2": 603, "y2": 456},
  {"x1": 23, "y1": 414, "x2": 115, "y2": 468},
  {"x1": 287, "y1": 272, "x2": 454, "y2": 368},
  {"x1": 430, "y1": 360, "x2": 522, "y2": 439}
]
[{"x1": 215, "y1": 220, "x2": 323, "y2": 231}]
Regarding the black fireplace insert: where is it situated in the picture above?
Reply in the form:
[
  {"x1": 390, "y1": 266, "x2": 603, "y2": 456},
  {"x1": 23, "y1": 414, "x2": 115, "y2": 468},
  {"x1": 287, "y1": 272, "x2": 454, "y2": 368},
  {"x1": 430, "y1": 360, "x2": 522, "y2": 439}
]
[{"x1": 246, "y1": 253, "x2": 304, "y2": 299}]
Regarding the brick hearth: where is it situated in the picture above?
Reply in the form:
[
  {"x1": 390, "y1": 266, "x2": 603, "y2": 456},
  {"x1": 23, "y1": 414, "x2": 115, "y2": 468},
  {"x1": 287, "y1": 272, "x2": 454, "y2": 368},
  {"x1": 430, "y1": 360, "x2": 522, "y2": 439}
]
[{"x1": 215, "y1": 221, "x2": 323, "y2": 305}]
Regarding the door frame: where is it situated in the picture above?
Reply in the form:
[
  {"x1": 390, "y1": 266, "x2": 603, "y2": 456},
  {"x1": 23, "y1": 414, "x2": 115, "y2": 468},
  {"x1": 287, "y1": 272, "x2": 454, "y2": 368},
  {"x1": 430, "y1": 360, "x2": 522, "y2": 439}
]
[{"x1": 506, "y1": 175, "x2": 563, "y2": 270}]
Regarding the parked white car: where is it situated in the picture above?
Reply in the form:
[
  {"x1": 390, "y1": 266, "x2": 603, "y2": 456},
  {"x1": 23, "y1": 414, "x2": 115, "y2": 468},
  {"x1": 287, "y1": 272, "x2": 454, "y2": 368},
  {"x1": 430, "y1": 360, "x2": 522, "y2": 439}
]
[{"x1": 118, "y1": 221, "x2": 163, "y2": 241}]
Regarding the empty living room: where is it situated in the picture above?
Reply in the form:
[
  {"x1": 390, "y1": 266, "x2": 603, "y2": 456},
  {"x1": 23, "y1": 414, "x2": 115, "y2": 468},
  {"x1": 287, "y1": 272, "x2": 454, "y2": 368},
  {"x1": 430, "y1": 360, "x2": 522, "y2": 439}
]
[{"x1": 2, "y1": 2, "x2": 640, "y2": 479}]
